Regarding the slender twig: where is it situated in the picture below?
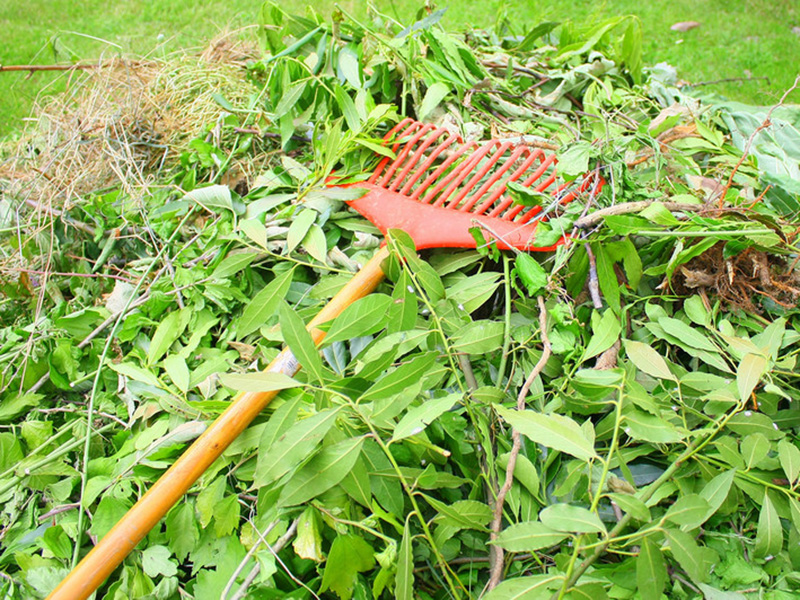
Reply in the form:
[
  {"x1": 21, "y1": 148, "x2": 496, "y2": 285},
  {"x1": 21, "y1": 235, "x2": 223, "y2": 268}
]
[
  {"x1": 584, "y1": 244, "x2": 603, "y2": 310},
  {"x1": 0, "y1": 60, "x2": 145, "y2": 73},
  {"x1": 221, "y1": 520, "x2": 278, "y2": 600},
  {"x1": 681, "y1": 76, "x2": 770, "y2": 89},
  {"x1": 552, "y1": 399, "x2": 747, "y2": 599},
  {"x1": 229, "y1": 519, "x2": 303, "y2": 600},
  {"x1": 574, "y1": 201, "x2": 703, "y2": 230},
  {"x1": 488, "y1": 295, "x2": 551, "y2": 590},
  {"x1": 8, "y1": 268, "x2": 136, "y2": 284},
  {"x1": 71, "y1": 208, "x2": 197, "y2": 569},
  {"x1": 717, "y1": 75, "x2": 800, "y2": 209},
  {"x1": 457, "y1": 354, "x2": 479, "y2": 391},
  {"x1": 37, "y1": 406, "x2": 128, "y2": 428},
  {"x1": 38, "y1": 503, "x2": 80, "y2": 522}
]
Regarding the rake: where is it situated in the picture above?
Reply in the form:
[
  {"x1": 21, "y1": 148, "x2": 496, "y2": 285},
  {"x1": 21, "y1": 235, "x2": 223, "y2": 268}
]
[{"x1": 49, "y1": 117, "x2": 602, "y2": 599}]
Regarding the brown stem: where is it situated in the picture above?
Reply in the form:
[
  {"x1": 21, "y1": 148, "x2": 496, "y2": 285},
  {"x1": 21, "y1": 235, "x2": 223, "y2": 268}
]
[
  {"x1": 584, "y1": 244, "x2": 603, "y2": 310},
  {"x1": 574, "y1": 201, "x2": 703, "y2": 230},
  {"x1": 0, "y1": 60, "x2": 145, "y2": 73},
  {"x1": 487, "y1": 296, "x2": 552, "y2": 590}
]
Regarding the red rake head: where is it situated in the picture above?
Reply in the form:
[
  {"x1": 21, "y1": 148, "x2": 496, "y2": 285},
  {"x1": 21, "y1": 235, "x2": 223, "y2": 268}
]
[{"x1": 338, "y1": 118, "x2": 603, "y2": 252}]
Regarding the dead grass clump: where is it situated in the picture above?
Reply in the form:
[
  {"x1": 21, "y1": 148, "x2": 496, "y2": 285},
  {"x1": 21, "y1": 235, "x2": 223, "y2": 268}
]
[{"x1": 0, "y1": 31, "x2": 260, "y2": 221}]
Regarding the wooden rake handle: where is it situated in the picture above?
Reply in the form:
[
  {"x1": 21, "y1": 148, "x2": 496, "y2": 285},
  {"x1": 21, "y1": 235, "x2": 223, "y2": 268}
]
[{"x1": 48, "y1": 246, "x2": 391, "y2": 600}]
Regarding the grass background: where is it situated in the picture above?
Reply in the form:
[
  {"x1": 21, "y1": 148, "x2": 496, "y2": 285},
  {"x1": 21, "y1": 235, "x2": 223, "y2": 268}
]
[{"x1": 0, "y1": 0, "x2": 798, "y2": 137}]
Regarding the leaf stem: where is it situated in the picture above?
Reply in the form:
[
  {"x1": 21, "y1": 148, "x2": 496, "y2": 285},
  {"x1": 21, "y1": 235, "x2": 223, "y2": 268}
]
[{"x1": 551, "y1": 398, "x2": 747, "y2": 598}]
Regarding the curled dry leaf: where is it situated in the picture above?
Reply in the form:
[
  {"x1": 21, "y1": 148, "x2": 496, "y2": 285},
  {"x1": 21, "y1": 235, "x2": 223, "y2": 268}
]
[{"x1": 670, "y1": 21, "x2": 701, "y2": 32}]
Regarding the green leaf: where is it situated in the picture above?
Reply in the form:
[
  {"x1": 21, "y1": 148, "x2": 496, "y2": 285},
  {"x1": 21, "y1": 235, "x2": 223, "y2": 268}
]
[
  {"x1": 166, "y1": 502, "x2": 198, "y2": 562},
  {"x1": 736, "y1": 353, "x2": 768, "y2": 402},
  {"x1": 273, "y1": 81, "x2": 306, "y2": 119},
  {"x1": 778, "y1": 440, "x2": 800, "y2": 484},
  {"x1": 396, "y1": 518, "x2": 413, "y2": 600},
  {"x1": 238, "y1": 267, "x2": 295, "y2": 337},
  {"x1": 255, "y1": 407, "x2": 340, "y2": 486},
  {"x1": 623, "y1": 339, "x2": 675, "y2": 380},
  {"x1": 279, "y1": 300, "x2": 326, "y2": 384},
  {"x1": 90, "y1": 495, "x2": 132, "y2": 540},
  {"x1": 664, "y1": 494, "x2": 711, "y2": 531},
  {"x1": 360, "y1": 352, "x2": 438, "y2": 401},
  {"x1": 699, "y1": 469, "x2": 736, "y2": 521},
  {"x1": 320, "y1": 534, "x2": 375, "y2": 600},
  {"x1": 425, "y1": 496, "x2": 493, "y2": 530},
  {"x1": 607, "y1": 494, "x2": 650, "y2": 521},
  {"x1": 418, "y1": 82, "x2": 450, "y2": 121},
  {"x1": 148, "y1": 308, "x2": 190, "y2": 365},
  {"x1": 665, "y1": 528, "x2": 716, "y2": 584},
  {"x1": 623, "y1": 408, "x2": 684, "y2": 443},
  {"x1": 292, "y1": 507, "x2": 323, "y2": 561},
  {"x1": 392, "y1": 393, "x2": 460, "y2": 442},
  {"x1": 726, "y1": 411, "x2": 784, "y2": 440},
  {"x1": 286, "y1": 209, "x2": 317, "y2": 254},
  {"x1": 184, "y1": 184, "x2": 233, "y2": 213},
  {"x1": 322, "y1": 294, "x2": 393, "y2": 345},
  {"x1": 496, "y1": 405, "x2": 598, "y2": 461},
  {"x1": 754, "y1": 491, "x2": 782, "y2": 559},
  {"x1": 636, "y1": 536, "x2": 666, "y2": 598},
  {"x1": 337, "y1": 46, "x2": 361, "y2": 88},
  {"x1": 302, "y1": 224, "x2": 329, "y2": 264},
  {"x1": 515, "y1": 253, "x2": 547, "y2": 295},
  {"x1": 335, "y1": 85, "x2": 361, "y2": 132},
  {"x1": 450, "y1": 320, "x2": 504, "y2": 354},
  {"x1": 219, "y1": 371, "x2": 302, "y2": 393},
  {"x1": 211, "y1": 252, "x2": 256, "y2": 280},
  {"x1": 142, "y1": 545, "x2": 178, "y2": 578},
  {"x1": 539, "y1": 504, "x2": 606, "y2": 534},
  {"x1": 658, "y1": 317, "x2": 717, "y2": 352},
  {"x1": 583, "y1": 310, "x2": 621, "y2": 361},
  {"x1": 492, "y1": 521, "x2": 568, "y2": 551},
  {"x1": 741, "y1": 432, "x2": 769, "y2": 469},
  {"x1": 163, "y1": 354, "x2": 190, "y2": 394},
  {"x1": 482, "y1": 575, "x2": 562, "y2": 600},
  {"x1": 279, "y1": 437, "x2": 364, "y2": 506}
]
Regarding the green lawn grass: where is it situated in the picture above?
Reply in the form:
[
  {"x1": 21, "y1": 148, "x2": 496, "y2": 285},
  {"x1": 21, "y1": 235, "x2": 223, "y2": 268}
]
[{"x1": 1, "y1": 0, "x2": 798, "y2": 137}]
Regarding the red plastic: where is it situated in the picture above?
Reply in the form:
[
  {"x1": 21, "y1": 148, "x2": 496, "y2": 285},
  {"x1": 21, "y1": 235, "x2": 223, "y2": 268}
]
[{"x1": 336, "y1": 118, "x2": 604, "y2": 251}]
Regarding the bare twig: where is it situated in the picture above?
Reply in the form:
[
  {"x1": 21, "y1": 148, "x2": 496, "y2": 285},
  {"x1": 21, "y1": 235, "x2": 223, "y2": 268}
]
[
  {"x1": 680, "y1": 76, "x2": 770, "y2": 89},
  {"x1": 229, "y1": 519, "x2": 302, "y2": 600},
  {"x1": 574, "y1": 201, "x2": 703, "y2": 230},
  {"x1": 457, "y1": 354, "x2": 479, "y2": 391},
  {"x1": 488, "y1": 296, "x2": 552, "y2": 590},
  {"x1": 37, "y1": 406, "x2": 128, "y2": 428},
  {"x1": 718, "y1": 75, "x2": 800, "y2": 208},
  {"x1": 584, "y1": 244, "x2": 603, "y2": 310},
  {"x1": 0, "y1": 60, "x2": 145, "y2": 73}
]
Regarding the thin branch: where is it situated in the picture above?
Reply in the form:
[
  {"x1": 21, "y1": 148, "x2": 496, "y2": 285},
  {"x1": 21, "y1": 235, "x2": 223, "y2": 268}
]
[
  {"x1": 681, "y1": 76, "x2": 770, "y2": 89},
  {"x1": 574, "y1": 201, "x2": 703, "y2": 230},
  {"x1": 229, "y1": 519, "x2": 302, "y2": 600},
  {"x1": 584, "y1": 244, "x2": 603, "y2": 310},
  {"x1": 488, "y1": 295, "x2": 552, "y2": 590},
  {"x1": 0, "y1": 60, "x2": 146, "y2": 73},
  {"x1": 718, "y1": 74, "x2": 800, "y2": 208}
]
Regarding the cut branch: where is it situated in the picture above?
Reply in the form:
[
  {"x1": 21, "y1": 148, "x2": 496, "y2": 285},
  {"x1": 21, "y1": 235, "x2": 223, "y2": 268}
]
[
  {"x1": 488, "y1": 295, "x2": 552, "y2": 590},
  {"x1": 574, "y1": 201, "x2": 703, "y2": 230}
]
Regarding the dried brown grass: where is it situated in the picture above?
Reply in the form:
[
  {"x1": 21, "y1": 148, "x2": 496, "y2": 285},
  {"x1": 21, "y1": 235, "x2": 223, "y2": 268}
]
[{"x1": 0, "y1": 31, "x2": 261, "y2": 223}]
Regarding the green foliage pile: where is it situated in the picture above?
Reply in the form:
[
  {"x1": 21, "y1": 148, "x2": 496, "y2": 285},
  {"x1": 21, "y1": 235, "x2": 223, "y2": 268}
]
[{"x1": 2, "y1": 4, "x2": 800, "y2": 599}]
